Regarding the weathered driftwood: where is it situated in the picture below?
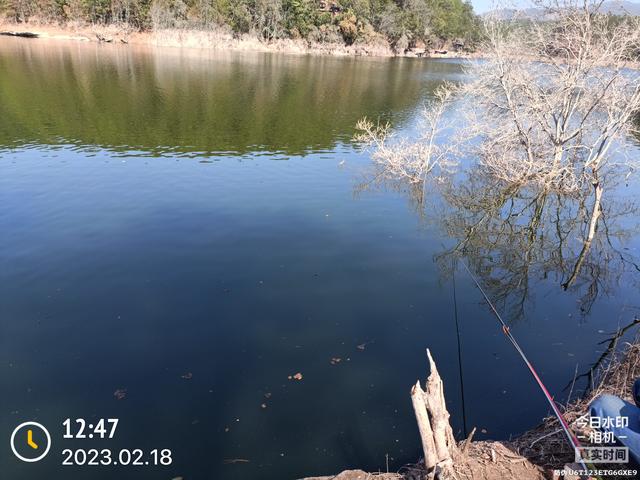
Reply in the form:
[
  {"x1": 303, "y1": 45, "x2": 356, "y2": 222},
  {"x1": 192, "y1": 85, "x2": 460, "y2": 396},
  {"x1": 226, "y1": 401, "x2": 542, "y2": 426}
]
[
  {"x1": 411, "y1": 349, "x2": 459, "y2": 478},
  {"x1": 95, "y1": 33, "x2": 114, "y2": 43},
  {"x1": 411, "y1": 379, "x2": 438, "y2": 470}
]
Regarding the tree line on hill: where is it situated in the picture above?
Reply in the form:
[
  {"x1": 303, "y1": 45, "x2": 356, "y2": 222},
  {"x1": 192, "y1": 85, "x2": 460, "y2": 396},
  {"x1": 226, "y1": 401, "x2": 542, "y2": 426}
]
[{"x1": 0, "y1": 0, "x2": 480, "y2": 51}]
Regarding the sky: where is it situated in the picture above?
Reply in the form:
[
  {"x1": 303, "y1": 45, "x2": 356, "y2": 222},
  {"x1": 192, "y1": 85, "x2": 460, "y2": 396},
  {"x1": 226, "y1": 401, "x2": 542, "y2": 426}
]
[
  {"x1": 470, "y1": 0, "x2": 640, "y2": 14},
  {"x1": 470, "y1": 0, "x2": 497, "y2": 13},
  {"x1": 469, "y1": 0, "x2": 524, "y2": 14}
]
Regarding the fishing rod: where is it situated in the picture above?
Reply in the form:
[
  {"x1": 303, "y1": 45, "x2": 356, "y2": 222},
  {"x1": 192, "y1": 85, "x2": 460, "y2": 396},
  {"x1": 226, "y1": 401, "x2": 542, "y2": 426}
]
[{"x1": 460, "y1": 260, "x2": 589, "y2": 473}]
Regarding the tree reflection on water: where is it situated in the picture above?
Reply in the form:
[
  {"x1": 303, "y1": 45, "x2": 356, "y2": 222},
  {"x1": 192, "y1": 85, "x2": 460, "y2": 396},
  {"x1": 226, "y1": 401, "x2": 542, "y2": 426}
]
[
  {"x1": 358, "y1": 165, "x2": 640, "y2": 325},
  {"x1": 437, "y1": 170, "x2": 640, "y2": 323}
]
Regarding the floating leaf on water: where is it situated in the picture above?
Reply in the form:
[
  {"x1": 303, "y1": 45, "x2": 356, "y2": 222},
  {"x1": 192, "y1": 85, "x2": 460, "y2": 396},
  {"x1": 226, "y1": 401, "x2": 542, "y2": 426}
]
[
  {"x1": 261, "y1": 403, "x2": 267, "y2": 409},
  {"x1": 330, "y1": 357, "x2": 342, "y2": 365},
  {"x1": 357, "y1": 344, "x2": 366, "y2": 351},
  {"x1": 113, "y1": 389, "x2": 127, "y2": 400},
  {"x1": 181, "y1": 372, "x2": 193, "y2": 379},
  {"x1": 264, "y1": 392, "x2": 272, "y2": 399},
  {"x1": 288, "y1": 372, "x2": 303, "y2": 381}
]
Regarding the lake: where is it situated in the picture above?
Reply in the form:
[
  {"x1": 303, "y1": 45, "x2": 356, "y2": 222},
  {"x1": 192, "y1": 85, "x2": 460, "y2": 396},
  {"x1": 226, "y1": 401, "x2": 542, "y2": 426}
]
[{"x1": 1, "y1": 38, "x2": 639, "y2": 479}]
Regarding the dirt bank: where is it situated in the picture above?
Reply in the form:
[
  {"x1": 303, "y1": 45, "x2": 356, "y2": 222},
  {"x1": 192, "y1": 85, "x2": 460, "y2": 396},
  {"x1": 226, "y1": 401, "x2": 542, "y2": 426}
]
[
  {"x1": 0, "y1": 21, "x2": 478, "y2": 59},
  {"x1": 307, "y1": 332, "x2": 640, "y2": 479}
]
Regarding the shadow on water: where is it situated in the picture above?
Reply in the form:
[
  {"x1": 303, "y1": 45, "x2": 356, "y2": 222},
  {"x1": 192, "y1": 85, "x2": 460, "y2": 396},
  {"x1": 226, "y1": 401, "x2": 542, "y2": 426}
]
[{"x1": 566, "y1": 316, "x2": 640, "y2": 395}]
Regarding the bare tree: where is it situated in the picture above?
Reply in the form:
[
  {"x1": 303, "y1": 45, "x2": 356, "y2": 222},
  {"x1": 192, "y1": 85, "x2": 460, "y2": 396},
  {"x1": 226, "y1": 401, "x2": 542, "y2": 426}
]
[
  {"x1": 355, "y1": 85, "x2": 458, "y2": 202},
  {"x1": 357, "y1": 1, "x2": 640, "y2": 292},
  {"x1": 464, "y1": 0, "x2": 640, "y2": 245},
  {"x1": 254, "y1": 0, "x2": 284, "y2": 41}
]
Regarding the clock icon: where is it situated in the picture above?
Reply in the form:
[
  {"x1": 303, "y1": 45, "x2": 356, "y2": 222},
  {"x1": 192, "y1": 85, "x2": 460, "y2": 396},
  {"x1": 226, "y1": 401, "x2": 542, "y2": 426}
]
[{"x1": 10, "y1": 422, "x2": 52, "y2": 462}]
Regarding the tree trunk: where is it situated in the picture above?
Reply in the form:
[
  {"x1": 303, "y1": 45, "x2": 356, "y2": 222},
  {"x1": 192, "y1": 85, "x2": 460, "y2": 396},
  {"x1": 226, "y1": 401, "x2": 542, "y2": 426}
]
[
  {"x1": 411, "y1": 349, "x2": 459, "y2": 478},
  {"x1": 562, "y1": 181, "x2": 602, "y2": 290},
  {"x1": 586, "y1": 181, "x2": 603, "y2": 245}
]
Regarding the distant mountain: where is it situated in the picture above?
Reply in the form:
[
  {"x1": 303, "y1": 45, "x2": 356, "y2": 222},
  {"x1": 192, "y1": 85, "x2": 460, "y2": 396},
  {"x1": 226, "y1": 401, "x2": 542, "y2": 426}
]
[
  {"x1": 484, "y1": 1, "x2": 640, "y2": 19},
  {"x1": 601, "y1": 0, "x2": 640, "y2": 14},
  {"x1": 482, "y1": 7, "x2": 545, "y2": 20}
]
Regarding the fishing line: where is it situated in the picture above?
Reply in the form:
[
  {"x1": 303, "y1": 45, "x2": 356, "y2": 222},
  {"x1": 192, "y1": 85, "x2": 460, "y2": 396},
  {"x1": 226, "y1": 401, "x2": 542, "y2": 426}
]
[
  {"x1": 460, "y1": 261, "x2": 588, "y2": 472},
  {"x1": 452, "y1": 260, "x2": 468, "y2": 438}
]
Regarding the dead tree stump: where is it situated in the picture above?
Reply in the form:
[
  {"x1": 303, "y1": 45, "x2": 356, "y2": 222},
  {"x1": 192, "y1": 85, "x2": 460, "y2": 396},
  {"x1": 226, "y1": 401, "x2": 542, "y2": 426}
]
[{"x1": 411, "y1": 349, "x2": 459, "y2": 479}]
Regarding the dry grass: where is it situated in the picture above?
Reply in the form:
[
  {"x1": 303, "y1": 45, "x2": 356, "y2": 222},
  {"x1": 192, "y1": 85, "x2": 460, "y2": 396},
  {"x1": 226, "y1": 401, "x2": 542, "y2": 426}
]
[
  {"x1": 394, "y1": 333, "x2": 640, "y2": 479},
  {"x1": 300, "y1": 470, "x2": 402, "y2": 480},
  {"x1": 396, "y1": 440, "x2": 547, "y2": 479},
  {"x1": 512, "y1": 333, "x2": 640, "y2": 471}
]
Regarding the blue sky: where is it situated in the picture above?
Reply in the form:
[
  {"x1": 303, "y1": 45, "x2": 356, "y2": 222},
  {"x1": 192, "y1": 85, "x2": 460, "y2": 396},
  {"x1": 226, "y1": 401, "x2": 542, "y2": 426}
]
[
  {"x1": 469, "y1": 0, "x2": 529, "y2": 14},
  {"x1": 469, "y1": 0, "x2": 640, "y2": 13},
  {"x1": 470, "y1": 0, "x2": 495, "y2": 13}
]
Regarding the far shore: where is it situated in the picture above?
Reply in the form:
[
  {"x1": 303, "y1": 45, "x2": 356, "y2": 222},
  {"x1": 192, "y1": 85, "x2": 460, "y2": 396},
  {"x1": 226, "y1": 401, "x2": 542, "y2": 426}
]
[{"x1": 0, "y1": 21, "x2": 479, "y2": 60}]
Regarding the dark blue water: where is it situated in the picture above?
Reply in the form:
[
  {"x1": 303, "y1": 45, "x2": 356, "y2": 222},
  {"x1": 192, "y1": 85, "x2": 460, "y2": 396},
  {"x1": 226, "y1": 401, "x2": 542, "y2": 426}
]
[{"x1": 1, "y1": 39, "x2": 639, "y2": 479}]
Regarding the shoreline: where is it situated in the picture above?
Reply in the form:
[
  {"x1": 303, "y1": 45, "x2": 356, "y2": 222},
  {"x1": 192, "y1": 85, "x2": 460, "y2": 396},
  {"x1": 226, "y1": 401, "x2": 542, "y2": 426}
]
[
  {"x1": 0, "y1": 21, "x2": 479, "y2": 60},
  {"x1": 309, "y1": 334, "x2": 640, "y2": 479}
]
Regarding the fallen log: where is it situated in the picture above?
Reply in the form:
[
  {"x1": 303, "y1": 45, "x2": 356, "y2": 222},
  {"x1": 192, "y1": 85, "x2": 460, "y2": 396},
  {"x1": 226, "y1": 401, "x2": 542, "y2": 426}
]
[
  {"x1": 95, "y1": 33, "x2": 113, "y2": 43},
  {"x1": 0, "y1": 31, "x2": 39, "y2": 38}
]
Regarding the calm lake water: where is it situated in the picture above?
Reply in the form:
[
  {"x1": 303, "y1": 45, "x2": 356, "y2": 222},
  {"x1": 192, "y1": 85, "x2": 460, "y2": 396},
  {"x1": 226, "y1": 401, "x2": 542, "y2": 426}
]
[{"x1": 1, "y1": 38, "x2": 639, "y2": 479}]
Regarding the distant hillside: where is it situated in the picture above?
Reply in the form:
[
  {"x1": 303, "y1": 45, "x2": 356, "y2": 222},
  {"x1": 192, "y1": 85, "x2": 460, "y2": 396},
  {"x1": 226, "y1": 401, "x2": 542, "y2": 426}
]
[
  {"x1": 0, "y1": 0, "x2": 482, "y2": 53},
  {"x1": 601, "y1": 0, "x2": 640, "y2": 14},
  {"x1": 485, "y1": 1, "x2": 640, "y2": 19}
]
